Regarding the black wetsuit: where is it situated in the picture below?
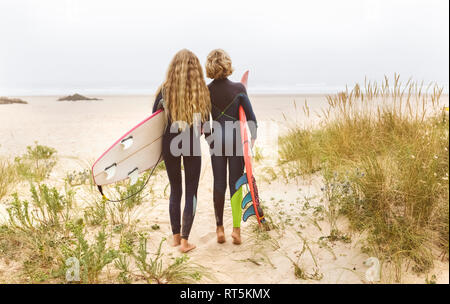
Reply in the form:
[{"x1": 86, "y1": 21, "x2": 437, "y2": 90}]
[
  {"x1": 153, "y1": 91, "x2": 202, "y2": 240},
  {"x1": 206, "y1": 78, "x2": 257, "y2": 227}
]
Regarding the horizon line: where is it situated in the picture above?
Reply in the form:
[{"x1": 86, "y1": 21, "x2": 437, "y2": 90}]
[{"x1": 2, "y1": 85, "x2": 449, "y2": 97}]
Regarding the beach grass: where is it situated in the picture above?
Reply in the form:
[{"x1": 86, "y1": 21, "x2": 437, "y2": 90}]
[
  {"x1": 278, "y1": 75, "x2": 449, "y2": 278},
  {"x1": 0, "y1": 160, "x2": 16, "y2": 201},
  {"x1": 0, "y1": 145, "x2": 210, "y2": 283},
  {"x1": 0, "y1": 143, "x2": 58, "y2": 202},
  {"x1": 14, "y1": 142, "x2": 57, "y2": 183},
  {"x1": 126, "y1": 236, "x2": 210, "y2": 284}
]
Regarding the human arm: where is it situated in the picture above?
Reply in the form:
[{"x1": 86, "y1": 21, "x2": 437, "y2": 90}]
[{"x1": 152, "y1": 90, "x2": 163, "y2": 113}]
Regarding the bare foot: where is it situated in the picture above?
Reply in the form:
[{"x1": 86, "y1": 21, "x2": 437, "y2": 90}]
[
  {"x1": 179, "y1": 239, "x2": 196, "y2": 253},
  {"x1": 171, "y1": 234, "x2": 181, "y2": 247},
  {"x1": 216, "y1": 226, "x2": 226, "y2": 244},
  {"x1": 231, "y1": 227, "x2": 242, "y2": 245}
]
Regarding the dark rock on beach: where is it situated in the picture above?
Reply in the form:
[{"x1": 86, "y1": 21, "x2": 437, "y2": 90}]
[
  {"x1": 0, "y1": 97, "x2": 28, "y2": 105},
  {"x1": 57, "y1": 93, "x2": 102, "y2": 101}
]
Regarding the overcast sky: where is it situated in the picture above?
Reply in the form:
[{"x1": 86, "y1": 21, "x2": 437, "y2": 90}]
[{"x1": 0, "y1": 0, "x2": 448, "y2": 95}]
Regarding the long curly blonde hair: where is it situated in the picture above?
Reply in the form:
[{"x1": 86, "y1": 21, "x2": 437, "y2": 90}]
[{"x1": 156, "y1": 49, "x2": 211, "y2": 127}]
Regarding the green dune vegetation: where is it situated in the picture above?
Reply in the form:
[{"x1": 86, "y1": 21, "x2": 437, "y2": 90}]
[
  {"x1": 0, "y1": 161, "x2": 16, "y2": 201},
  {"x1": 278, "y1": 75, "x2": 449, "y2": 280},
  {"x1": 57, "y1": 93, "x2": 102, "y2": 101},
  {"x1": 0, "y1": 97, "x2": 28, "y2": 105},
  {"x1": 0, "y1": 143, "x2": 210, "y2": 283}
]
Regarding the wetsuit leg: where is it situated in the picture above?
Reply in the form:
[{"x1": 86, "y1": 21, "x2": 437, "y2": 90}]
[
  {"x1": 162, "y1": 135, "x2": 183, "y2": 235},
  {"x1": 181, "y1": 155, "x2": 202, "y2": 240},
  {"x1": 211, "y1": 155, "x2": 227, "y2": 226},
  {"x1": 228, "y1": 155, "x2": 245, "y2": 198}
]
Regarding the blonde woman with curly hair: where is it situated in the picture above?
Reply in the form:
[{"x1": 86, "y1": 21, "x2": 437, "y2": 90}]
[
  {"x1": 205, "y1": 49, "x2": 258, "y2": 245},
  {"x1": 152, "y1": 49, "x2": 211, "y2": 253}
]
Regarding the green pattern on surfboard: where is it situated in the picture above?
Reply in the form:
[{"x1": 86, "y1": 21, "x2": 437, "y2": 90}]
[{"x1": 231, "y1": 186, "x2": 243, "y2": 228}]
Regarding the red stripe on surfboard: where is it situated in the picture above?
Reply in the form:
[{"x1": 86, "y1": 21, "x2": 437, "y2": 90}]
[
  {"x1": 238, "y1": 70, "x2": 263, "y2": 226},
  {"x1": 239, "y1": 106, "x2": 262, "y2": 226},
  {"x1": 91, "y1": 109, "x2": 164, "y2": 186}
]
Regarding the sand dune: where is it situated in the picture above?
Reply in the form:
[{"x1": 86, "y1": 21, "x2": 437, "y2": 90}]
[{"x1": 0, "y1": 94, "x2": 448, "y2": 284}]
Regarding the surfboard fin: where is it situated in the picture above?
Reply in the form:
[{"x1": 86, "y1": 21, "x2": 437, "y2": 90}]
[
  {"x1": 104, "y1": 163, "x2": 117, "y2": 180},
  {"x1": 241, "y1": 192, "x2": 252, "y2": 209},
  {"x1": 120, "y1": 136, "x2": 134, "y2": 150},
  {"x1": 235, "y1": 174, "x2": 248, "y2": 190},
  {"x1": 128, "y1": 167, "x2": 139, "y2": 185},
  {"x1": 243, "y1": 205, "x2": 256, "y2": 222}
]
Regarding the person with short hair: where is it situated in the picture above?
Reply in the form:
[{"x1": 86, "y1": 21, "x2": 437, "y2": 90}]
[{"x1": 205, "y1": 49, "x2": 258, "y2": 245}]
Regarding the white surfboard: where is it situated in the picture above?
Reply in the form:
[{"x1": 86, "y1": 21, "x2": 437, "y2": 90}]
[{"x1": 91, "y1": 109, "x2": 166, "y2": 186}]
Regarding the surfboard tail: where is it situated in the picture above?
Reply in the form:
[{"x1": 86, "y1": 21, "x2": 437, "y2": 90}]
[
  {"x1": 234, "y1": 172, "x2": 268, "y2": 229},
  {"x1": 233, "y1": 71, "x2": 270, "y2": 230},
  {"x1": 248, "y1": 176, "x2": 267, "y2": 227}
]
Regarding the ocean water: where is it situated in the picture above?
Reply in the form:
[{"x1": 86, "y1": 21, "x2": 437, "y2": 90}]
[{"x1": 1, "y1": 83, "x2": 448, "y2": 97}]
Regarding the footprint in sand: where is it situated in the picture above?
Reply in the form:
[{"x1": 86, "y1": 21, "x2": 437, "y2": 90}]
[{"x1": 199, "y1": 231, "x2": 217, "y2": 244}]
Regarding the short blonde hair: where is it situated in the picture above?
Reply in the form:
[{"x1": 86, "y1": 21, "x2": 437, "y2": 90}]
[{"x1": 205, "y1": 49, "x2": 234, "y2": 79}]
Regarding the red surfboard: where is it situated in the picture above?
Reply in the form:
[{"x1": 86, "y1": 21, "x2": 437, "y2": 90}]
[{"x1": 237, "y1": 71, "x2": 266, "y2": 227}]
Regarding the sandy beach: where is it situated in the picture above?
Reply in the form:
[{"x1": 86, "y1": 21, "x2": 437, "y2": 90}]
[{"x1": 0, "y1": 94, "x2": 448, "y2": 284}]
